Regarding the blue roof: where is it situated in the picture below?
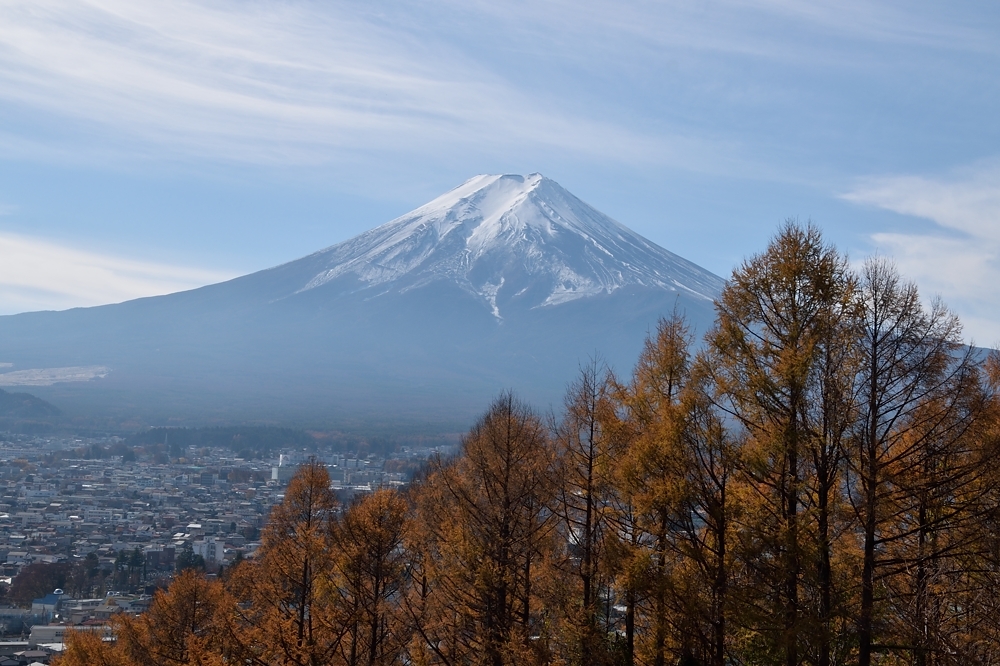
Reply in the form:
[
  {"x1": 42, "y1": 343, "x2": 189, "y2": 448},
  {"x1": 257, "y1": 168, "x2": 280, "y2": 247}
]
[{"x1": 32, "y1": 593, "x2": 60, "y2": 605}]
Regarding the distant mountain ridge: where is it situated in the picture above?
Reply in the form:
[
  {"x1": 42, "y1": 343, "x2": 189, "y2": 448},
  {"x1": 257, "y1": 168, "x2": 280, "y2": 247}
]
[{"x1": 0, "y1": 174, "x2": 724, "y2": 429}]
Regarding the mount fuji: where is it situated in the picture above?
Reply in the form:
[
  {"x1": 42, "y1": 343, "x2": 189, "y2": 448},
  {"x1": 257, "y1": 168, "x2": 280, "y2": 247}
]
[{"x1": 0, "y1": 174, "x2": 725, "y2": 429}]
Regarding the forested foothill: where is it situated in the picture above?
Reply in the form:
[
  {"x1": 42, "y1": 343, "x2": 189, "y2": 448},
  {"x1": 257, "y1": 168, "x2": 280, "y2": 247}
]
[
  {"x1": 0, "y1": 388, "x2": 61, "y2": 433},
  {"x1": 58, "y1": 223, "x2": 1000, "y2": 665},
  {"x1": 126, "y1": 426, "x2": 319, "y2": 461},
  {"x1": 124, "y1": 426, "x2": 456, "y2": 461}
]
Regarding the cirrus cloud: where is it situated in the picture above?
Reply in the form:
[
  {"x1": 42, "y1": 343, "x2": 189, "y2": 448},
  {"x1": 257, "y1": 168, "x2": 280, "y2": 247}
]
[
  {"x1": 843, "y1": 162, "x2": 1000, "y2": 346},
  {"x1": 0, "y1": 232, "x2": 236, "y2": 314},
  {"x1": 0, "y1": 0, "x2": 679, "y2": 167}
]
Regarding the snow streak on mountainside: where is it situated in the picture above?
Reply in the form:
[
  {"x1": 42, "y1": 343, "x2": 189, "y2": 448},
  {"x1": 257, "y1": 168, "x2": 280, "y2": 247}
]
[{"x1": 297, "y1": 174, "x2": 725, "y2": 318}]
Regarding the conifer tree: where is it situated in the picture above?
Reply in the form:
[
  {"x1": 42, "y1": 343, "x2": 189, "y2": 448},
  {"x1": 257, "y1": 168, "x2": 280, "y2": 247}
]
[
  {"x1": 336, "y1": 488, "x2": 410, "y2": 666},
  {"x1": 553, "y1": 357, "x2": 618, "y2": 664},
  {"x1": 708, "y1": 221, "x2": 853, "y2": 666},
  {"x1": 58, "y1": 569, "x2": 228, "y2": 666},
  {"x1": 408, "y1": 392, "x2": 556, "y2": 666},
  {"x1": 615, "y1": 314, "x2": 694, "y2": 666},
  {"x1": 849, "y1": 258, "x2": 984, "y2": 666},
  {"x1": 57, "y1": 222, "x2": 1000, "y2": 666},
  {"x1": 115, "y1": 568, "x2": 229, "y2": 666},
  {"x1": 610, "y1": 314, "x2": 739, "y2": 666},
  {"x1": 225, "y1": 460, "x2": 349, "y2": 666},
  {"x1": 673, "y1": 357, "x2": 739, "y2": 666},
  {"x1": 57, "y1": 629, "x2": 123, "y2": 666}
]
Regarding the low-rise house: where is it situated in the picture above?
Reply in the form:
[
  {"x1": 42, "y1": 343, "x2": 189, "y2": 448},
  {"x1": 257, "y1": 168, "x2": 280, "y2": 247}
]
[
  {"x1": 28, "y1": 623, "x2": 110, "y2": 648},
  {"x1": 30, "y1": 591, "x2": 64, "y2": 617},
  {"x1": 5, "y1": 552, "x2": 27, "y2": 567}
]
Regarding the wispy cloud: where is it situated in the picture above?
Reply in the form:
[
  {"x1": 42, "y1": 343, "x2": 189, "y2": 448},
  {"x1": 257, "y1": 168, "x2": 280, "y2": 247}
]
[
  {"x1": 843, "y1": 162, "x2": 1000, "y2": 346},
  {"x1": 419, "y1": 0, "x2": 998, "y2": 74},
  {"x1": 0, "y1": 0, "x2": 681, "y2": 166},
  {"x1": 738, "y1": 0, "x2": 998, "y2": 54},
  {"x1": 0, "y1": 232, "x2": 235, "y2": 314},
  {"x1": 1, "y1": 1, "x2": 991, "y2": 173}
]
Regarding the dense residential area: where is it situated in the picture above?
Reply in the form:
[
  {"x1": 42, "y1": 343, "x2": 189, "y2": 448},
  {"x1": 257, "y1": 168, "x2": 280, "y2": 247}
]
[{"x1": 0, "y1": 433, "x2": 437, "y2": 663}]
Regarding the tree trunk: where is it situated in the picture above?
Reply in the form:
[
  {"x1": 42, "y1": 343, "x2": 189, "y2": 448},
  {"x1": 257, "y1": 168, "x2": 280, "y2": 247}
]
[
  {"x1": 713, "y1": 502, "x2": 727, "y2": 666},
  {"x1": 626, "y1": 587, "x2": 636, "y2": 666},
  {"x1": 654, "y1": 514, "x2": 668, "y2": 666},
  {"x1": 784, "y1": 409, "x2": 800, "y2": 666},
  {"x1": 817, "y1": 465, "x2": 832, "y2": 666}
]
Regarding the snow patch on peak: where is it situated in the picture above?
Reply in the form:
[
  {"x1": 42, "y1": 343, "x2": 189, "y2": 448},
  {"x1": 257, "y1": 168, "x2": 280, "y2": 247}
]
[
  {"x1": 295, "y1": 174, "x2": 725, "y2": 318},
  {"x1": 412, "y1": 173, "x2": 543, "y2": 220}
]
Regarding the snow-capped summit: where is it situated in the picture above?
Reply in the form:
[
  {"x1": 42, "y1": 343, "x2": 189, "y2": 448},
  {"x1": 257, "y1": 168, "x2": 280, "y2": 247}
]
[{"x1": 295, "y1": 173, "x2": 724, "y2": 319}]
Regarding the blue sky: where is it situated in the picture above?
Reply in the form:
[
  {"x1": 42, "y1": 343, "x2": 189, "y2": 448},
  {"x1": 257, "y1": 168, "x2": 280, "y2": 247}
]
[{"x1": 1, "y1": 1, "x2": 999, "y2": 343}]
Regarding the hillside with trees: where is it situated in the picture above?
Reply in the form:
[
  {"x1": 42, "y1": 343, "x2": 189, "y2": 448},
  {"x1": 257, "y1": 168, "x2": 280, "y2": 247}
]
[
  {"x1": 0, "y1": 388, "x2": 60, "y2": 418},
  {"x1": 57, "y1": 223, "x2": 1000, "y2": 666},
  {"x1": 0, "y1": 387, "x2": 61, "y2": 432}
]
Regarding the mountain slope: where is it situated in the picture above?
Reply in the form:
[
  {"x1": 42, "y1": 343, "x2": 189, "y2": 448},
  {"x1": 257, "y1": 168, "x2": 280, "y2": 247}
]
[
  {"x1": 0, "y1": 174, "x2": 724, "y2": 429},
  {"x1": 292, "y1": 174, "x2": 721, "y2": 314}
]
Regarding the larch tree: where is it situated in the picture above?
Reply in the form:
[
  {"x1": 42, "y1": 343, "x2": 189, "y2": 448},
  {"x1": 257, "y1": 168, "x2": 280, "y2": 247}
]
[
  {"x1": 950, "y1": 351, "x2": 1000, "y2": 665},
  {"x1": 114, "y1": 568, "x2": 229, "y2": 666},
  {"x1": 336, "y1": 487, "x2": 410, "y2": 666},
  {"x1": 708, "y1": 221, "x2": 853, "y2": 666},
  {"x1": 849, "y1": 258, "x2": 986, "y2": 666},
  {"x1": 56, "y1": 630, "x2": 123, "y2": 666},
  {"x1": 552, "y1": 357, "x2": 618, "y2": 664},
  {"x1": 225, "y1": 460, "x2": 350, "y2": 666},
  {"x1": 882, "y1": 384, "x2": 988, "y2": 666},
  {"x1": 55, "y1": 222, "x2": 1000, "y2": 666},
  {"x1": 611, "y1": 313, "x2": 739, "y2": 666},
  {"x1": 408, "y1": 392, "x2": 557, "y2": 666},
  {"x1": 614, "y1": 313, "x2": 695, "y2": 666},
  {"x1": 674, "y1": 355, "x2": 740, "y2": 666},
  {"x1": 796, "y1": 241, "x2": 859, "y2": 666},
  {"x1": 57, "y1": 569, "x2": 228, "y2": 666},
  {"x1": 601, "y1": 443, "x2": 646, "y2": 666}
]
